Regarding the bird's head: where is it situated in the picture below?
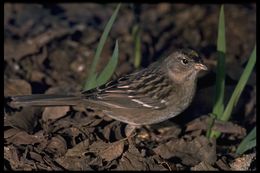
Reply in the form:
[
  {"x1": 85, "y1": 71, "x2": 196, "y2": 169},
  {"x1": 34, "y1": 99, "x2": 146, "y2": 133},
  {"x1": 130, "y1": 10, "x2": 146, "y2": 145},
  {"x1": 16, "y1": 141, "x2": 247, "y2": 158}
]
[{"x1": 164, "y1": 49, "x2": 207, "y2": 84}]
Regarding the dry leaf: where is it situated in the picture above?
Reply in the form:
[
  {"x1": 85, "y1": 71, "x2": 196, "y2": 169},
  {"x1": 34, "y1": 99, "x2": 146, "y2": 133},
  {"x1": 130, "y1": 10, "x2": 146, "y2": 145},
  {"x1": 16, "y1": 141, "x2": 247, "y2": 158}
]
[
  {"x1": 4, "y1": 79, "x2": 31, "y2": 96},
  {"x1": 100, "y1": 140, "x2": 125, "y2": 162},
  {"x1": 42, "y1": 106, "x2": 70, "y2": 122}
]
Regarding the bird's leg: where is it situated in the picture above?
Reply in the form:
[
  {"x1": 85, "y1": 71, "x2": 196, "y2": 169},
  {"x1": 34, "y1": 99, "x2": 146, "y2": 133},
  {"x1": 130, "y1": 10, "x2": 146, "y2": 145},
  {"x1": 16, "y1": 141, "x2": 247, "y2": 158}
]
[{"x1": 113, "y1": 124, "x2": 139, "y2": 144}]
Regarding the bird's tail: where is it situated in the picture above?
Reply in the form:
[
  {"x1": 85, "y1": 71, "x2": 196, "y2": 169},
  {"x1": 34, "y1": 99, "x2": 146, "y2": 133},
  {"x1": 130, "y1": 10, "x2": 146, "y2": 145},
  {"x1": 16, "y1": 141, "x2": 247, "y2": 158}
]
[{"x1": 10, "y1": 94, "x2": 84, "y2": 107}]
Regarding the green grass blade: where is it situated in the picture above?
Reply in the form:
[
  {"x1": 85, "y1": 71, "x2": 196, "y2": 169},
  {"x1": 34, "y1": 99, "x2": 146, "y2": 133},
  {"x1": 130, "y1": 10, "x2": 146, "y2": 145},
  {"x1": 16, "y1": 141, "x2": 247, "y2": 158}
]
[
  {"x1": 207, "y1": 5, "x2": 226, "y2": 138},
  {"x1": 132, "y1": 25, "x2": 142, "y2": 68},
  {"x1": 236, "y1": 140, "x2": 256, "y2": 155},
  {"x1": 212, "y1": 5, "x2": 226, "y2": 118},
  {"x1": 85, "y1": 73, "x2": 98, "y2": 91},
  {"x1": 236, "y1": 127, "x2": 256, "y2": 155},
  {"x1": 84, "y1": 3, "x2": 121, "y2": 90},
  {"x1": 221, "y1": 45, "x2": 256, "y2": 122},
  {"x1": 96, "y1": 40, "x2": 119, "y2": 87},
  {"x1": 210, "y1": 45, "x2": 256, "y2": 138},
  {"x1": 221, "y1": 46, "x2": 256, "y2": 121}
]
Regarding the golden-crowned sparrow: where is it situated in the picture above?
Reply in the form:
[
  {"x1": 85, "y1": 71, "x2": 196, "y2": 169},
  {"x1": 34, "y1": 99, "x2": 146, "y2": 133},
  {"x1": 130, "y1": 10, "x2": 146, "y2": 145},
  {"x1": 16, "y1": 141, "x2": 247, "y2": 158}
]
[{"x1": 10, "y1": 49, "x2": 207, "y2": 125}]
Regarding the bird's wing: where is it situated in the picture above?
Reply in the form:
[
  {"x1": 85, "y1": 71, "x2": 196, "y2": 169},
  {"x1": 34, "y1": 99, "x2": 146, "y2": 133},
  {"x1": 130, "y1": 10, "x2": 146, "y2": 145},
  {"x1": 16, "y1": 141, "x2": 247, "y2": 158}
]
[{"x1": 82, "y1": 66, "x2": 173, "y2": 110}]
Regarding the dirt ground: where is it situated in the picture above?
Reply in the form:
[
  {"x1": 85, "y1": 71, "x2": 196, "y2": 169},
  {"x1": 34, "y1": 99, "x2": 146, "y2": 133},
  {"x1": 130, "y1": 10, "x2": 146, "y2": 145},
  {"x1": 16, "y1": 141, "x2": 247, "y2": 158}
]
[{"x1": 4, "y1": 3, "x2": 256, "y2": 171}]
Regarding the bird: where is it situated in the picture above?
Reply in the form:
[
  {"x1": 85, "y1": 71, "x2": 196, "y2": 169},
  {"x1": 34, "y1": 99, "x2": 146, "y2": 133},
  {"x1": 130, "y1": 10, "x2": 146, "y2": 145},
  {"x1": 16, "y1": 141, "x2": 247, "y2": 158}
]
[{"x1": 10, "y1": 49, "x2": 207, "y2": 126}]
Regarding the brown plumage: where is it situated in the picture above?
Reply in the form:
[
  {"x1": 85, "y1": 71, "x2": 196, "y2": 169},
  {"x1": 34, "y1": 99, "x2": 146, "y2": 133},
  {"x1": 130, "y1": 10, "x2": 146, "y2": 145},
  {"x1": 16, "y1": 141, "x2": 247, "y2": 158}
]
[{"x1": 10, "y1": 49, "x2": 207, "y2": 125}]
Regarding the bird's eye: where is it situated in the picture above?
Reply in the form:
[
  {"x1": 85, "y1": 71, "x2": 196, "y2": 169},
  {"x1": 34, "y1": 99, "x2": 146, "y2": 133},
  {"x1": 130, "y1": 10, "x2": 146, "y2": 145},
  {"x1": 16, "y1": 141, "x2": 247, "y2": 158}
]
[{"x1": 181, "y1": 58, "x2": 189, "y2": 65}]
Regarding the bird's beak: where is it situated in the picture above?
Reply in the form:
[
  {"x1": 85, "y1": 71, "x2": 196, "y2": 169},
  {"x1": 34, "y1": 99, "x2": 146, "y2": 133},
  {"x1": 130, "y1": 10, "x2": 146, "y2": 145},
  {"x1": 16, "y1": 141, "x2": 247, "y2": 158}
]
[{"x1": 195, "y1": 63, "x2": 208, "y2": 71}]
